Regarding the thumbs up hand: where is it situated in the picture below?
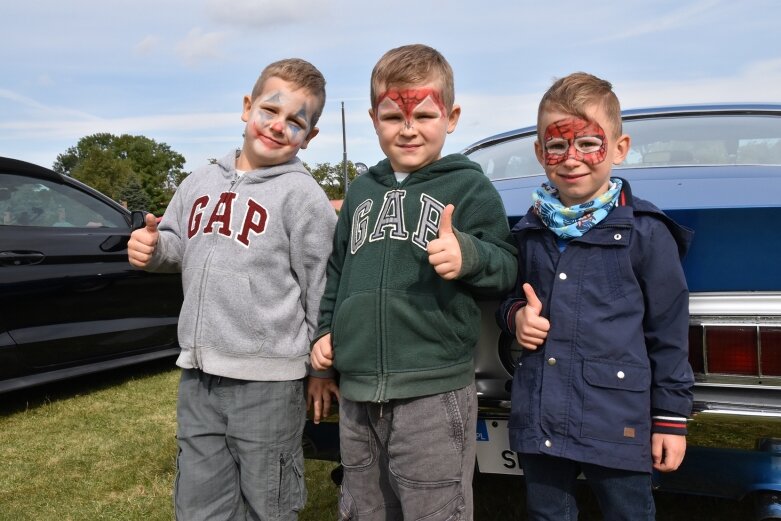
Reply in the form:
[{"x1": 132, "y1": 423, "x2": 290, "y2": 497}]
[
  {"x1": 128, "y1": 213, "x2": 160, "y2": 268},
  {"x1": 427, "y1": 204, "x2": 462, "y2": 280},
  {"x1": 514, "y1": 283, "x2": 551, "y2": 350}
]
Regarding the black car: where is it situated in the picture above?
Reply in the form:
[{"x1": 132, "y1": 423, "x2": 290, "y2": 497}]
[{"x1": 0, "y1": 156, "x2": 183, "y2": 393}]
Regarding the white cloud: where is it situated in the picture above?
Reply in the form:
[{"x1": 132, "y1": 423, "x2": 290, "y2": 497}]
[
  {"x1": 175, "y1": 28, "x2": 227, "y2": 67},
  {"x1": 617, "y1": 57, "x2": 781, "y2": 108},
  {"x1": 592, "y1": 0, "x2": 724, "y2": 43},
  {"x1": 134, "y1": 35, "x2": 161, "y2": 56},
  {"x1": 205, "y1": 0, "x2": 326, "y2": 28},
  {"x1": 0, "y1": 89, "x2": 98, "y2": 120},
  {"x1": 36, "y1": 74, "x2": 54, "y2": 87},
  {"x1": 0, "y1": 112, "x2": 238, "y2": 140}
]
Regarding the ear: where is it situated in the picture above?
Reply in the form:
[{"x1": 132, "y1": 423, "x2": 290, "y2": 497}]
[
  {"x1": 446, "y1": 104, "x2": 461, "y2": 134},
  {"x1": 299, "y1": 127, "x2": 320, "y2": 150},
  {"x1": 241, "y1": 95, "x2": 253, "y2": 123},
  {"x1": 534, "y1": 139, "x2": 546, "y2": 166},
  {"x1": 612, "y1": 134, "x2": 632, "y2": 165},
  {"x1": 369, "y1": 108, "x2": 378, "y2": 131}
]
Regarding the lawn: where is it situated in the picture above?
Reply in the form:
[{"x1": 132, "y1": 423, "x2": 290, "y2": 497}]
[{"x1": 0, "y1": 360, "x2": 756, "y2": 520}]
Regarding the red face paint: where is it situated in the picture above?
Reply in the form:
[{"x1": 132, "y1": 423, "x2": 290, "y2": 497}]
[
  {"x1": 375, "y1": 88, "x2": 446, "y2": 127},
  {"x1": 543, "y1": 117, "x2": 607, "y2": 166}
]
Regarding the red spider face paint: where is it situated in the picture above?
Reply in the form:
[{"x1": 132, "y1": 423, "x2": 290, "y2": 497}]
[
  {"x1": 543, "y1": 117, "x2": 607, "y2": 166},
  {"x1": 375, "y1": 88, "x2": 446, "y2": 128},
  {"x1": 372, "y1": 85, "x2": 456, "y2": 173}
]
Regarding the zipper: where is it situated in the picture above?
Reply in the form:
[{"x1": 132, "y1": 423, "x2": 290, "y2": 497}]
[
  {"x1": 373, "y1": 178, "x2": 403, "y2": 403},
  {"x1": 192, "y1": 173, "x2": 246, "y2": 369}
]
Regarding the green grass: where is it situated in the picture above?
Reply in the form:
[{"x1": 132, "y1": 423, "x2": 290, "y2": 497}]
[{"x1": 0, "y1": 360, "x2": 756, "y2": 520}]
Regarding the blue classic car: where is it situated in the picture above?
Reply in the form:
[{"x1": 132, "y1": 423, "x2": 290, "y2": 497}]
[{"x1": 465, "y1": 104, "x2": 781, "y2": 520}]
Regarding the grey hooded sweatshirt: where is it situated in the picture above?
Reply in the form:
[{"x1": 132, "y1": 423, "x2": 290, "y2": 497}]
[{"x1": 146, "y1": 150, "x2": 336, "y2": 381}]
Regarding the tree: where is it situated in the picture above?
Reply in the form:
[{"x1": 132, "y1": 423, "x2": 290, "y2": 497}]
[
  {"x1": 305, "y1": 160, "x2": 363, "y2": 200},
  {"x1": 53, "y1": 133, "x2": 188, "y2": 215}
]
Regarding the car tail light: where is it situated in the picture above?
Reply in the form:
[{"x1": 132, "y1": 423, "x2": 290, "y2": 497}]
[
  {"x1": 706, "y1": 326, "x2": 758, "y2": 375},
  {"x1": 688, "y1": 327, "x2": 704, "y2": 373},
  {"x1": 761, "y1": 327, "x2": 781, "y2": 376},
  {"x1": 689, "y1": 324, "x2": 781, "y2": 378}
]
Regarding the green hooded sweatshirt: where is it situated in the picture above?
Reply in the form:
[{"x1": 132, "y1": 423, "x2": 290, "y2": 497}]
[{"x1": 316, "y1": 154, "x2": 517, "y2": 402}]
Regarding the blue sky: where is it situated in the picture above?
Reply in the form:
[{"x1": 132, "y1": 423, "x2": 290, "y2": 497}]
[{"x1": 2, "y1": 0, "x2": 780, "y2": 174}]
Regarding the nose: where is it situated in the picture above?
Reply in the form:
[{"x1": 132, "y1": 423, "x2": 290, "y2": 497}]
[
  {"x1": 269, "y1": 117, "x2": 285, "y2": 134},
  {"x1": 400, "y1": 119, "x2": 416, "y2": 135},
  {"x1": 563, "y1": 143, "x2": 584, "y2": 164}
]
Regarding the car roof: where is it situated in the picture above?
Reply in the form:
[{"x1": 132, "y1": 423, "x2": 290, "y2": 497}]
[
  {"x1": 0, "y1": 156, "x2": 64, "y2": 183},
  {"x1": 462, "y1": 102, "x2": 781, "y2": 155}
]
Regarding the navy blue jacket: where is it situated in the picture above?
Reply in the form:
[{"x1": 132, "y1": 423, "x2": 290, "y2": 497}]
[{"x1": 497, "y1": 180, "x2": 694, "y2": 473}]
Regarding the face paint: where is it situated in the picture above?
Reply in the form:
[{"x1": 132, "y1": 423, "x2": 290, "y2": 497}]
[
  {"x1": 252, "y1": 90, "x2": 309, "y2": 144},
  {"x1": 543, "y1": 117, "x2": 607, "y2": 166},
  {"x1": 375, "y1": 88, "x2": 446, "y2": 129}
]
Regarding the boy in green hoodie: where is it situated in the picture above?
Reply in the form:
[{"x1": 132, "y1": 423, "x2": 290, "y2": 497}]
[{"x1": 311, "y1": 44, "x2": 517, "y2": 520}]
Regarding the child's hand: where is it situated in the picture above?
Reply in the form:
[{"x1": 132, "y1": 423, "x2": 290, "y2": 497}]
[
  {"x1": 652, "y1": 433, "x2": 686, "y2": 472},
  {"x1": 306, "y1": 376, "x2": 340, "y2": 424},
  {"x1": 427, "y1": 204, "x2": 462, "y2": 280},
  {"x1": 311, "y1": 333, "x2": 334, "y2": 370},
  {"x1": 128, "y1": 213, "x2": 159, "y2": 268},
  {"x1": 514, "y1": 283, "x2": 550, "y2": 350}
]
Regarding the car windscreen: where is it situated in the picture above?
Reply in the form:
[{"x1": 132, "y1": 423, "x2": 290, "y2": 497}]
[
  {"x1": 623, "y1": 114, "x2": 781, "y2": 168},
  {"x1": 469, "y1": 113, "x2": 781, "y2": 182}
]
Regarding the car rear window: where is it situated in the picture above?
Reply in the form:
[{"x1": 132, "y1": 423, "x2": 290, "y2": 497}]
[
  {"x1": 469, "y1": 113, "x2": 781, "y2": 182},
  {"x1": 623, "y1": 114, "x2": 781, "y2": 168}
]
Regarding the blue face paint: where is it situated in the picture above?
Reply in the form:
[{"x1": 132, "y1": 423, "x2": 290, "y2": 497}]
[{"x1": 258, "y1": 91, "x2": 310, "y2": 140}]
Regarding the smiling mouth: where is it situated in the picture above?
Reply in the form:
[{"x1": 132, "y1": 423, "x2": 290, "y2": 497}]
[
  {"x1": 558, "y1": 172, "x2": 588, "y2": 180},
  {"x1": 259, "y1": 133, "x2": 284, "y2": 147}
]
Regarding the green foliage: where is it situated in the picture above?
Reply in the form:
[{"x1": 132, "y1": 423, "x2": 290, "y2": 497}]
[
  {"x1": 53, "y1": 133, "x2": 188, "y2": 215},
  {"x1": 304, "y1": 160, "x2": 363, "y2": 200},
  {"x1": 119, "y1": 176, "x2": 152, "y2": 213}
]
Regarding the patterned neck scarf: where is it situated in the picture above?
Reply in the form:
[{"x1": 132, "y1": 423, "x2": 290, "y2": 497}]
[{"x1": 532, "y1": 178, "x2": 623, "y2": 240}]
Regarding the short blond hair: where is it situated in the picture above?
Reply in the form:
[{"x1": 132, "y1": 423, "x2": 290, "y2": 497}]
[
  {"x1": 370, "y1": 44, "x2": 455, "y2": 112},
  {"x1": 251, "y1": 58, "x2": 327, "y2": 127},
  {"x1": 537, "y1": 72, "x2": 622, "y2": 138}
]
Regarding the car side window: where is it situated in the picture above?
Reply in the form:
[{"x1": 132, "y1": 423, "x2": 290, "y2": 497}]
[
  {"x1": 0, "y1": 174, "x2": 126, "y2": 228},
  {"x1": 468, "y1": 135, "x2": 542, "y2": 181}
]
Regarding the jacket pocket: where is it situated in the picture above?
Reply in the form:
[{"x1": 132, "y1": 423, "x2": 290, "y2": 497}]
[
  {"x1": 333, "y1": 291, "x2": 379, "y2": 375},
  {"x1": 581, "y1": 358, "x2": 650, "y2": 445},
  {"x1": 201, "y1": 268, "x2": 266, "y2": 354},
  {"x1": 383, "y1": 291, "x2": 466, "y2": 371},
  {"x1": 508, "y1": 351, "x2": 540, "y2": 429}
]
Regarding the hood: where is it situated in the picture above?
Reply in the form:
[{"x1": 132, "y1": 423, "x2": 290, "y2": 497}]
[
  {"x1": 365, "y1": 154, "x2": 482, "y2": 187},
  {"x1": 216, "y1": 149, "x2": 312, "y2": 184}
]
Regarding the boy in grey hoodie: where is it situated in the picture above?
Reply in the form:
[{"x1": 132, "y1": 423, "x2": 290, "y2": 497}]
[{"x1": 128, "y1": 58, "x2": 338, "y2": 521}]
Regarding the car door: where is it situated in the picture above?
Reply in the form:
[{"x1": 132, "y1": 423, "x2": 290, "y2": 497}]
[{"x1": 0, "y1": 167, "x2": 182, "y2": 382}]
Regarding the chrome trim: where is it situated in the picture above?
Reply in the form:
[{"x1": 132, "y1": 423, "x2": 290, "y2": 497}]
[
  {"x1": 689, "y1": 292, "x2": 781, "y2": 316},
  {"x1": 695, "y1": 382, "x2": 781, "y2": 391},
  {"x1": 697, "y1": 409, "x2": 781, "y2": 418}
]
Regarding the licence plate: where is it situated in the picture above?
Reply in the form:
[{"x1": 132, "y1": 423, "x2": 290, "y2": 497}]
[{"x1": 475, "y1": 418, "x2": 523, "y2": 475}]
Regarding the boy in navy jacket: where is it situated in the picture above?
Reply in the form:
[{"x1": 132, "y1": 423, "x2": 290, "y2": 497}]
[{"x1": 497, "y1": 72, "x2": 694, "y2": 520}]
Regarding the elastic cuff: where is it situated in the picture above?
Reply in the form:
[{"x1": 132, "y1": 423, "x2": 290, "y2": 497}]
[
  {"x1": 505, "y1": 301, "x2": 525, "y2": 334},
  {"x1": 453, "y1": 229, "x2": 478, "y2": 278},
  {"x1": 651, "y1": 414, "x2": 689, "y2": 435}
]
